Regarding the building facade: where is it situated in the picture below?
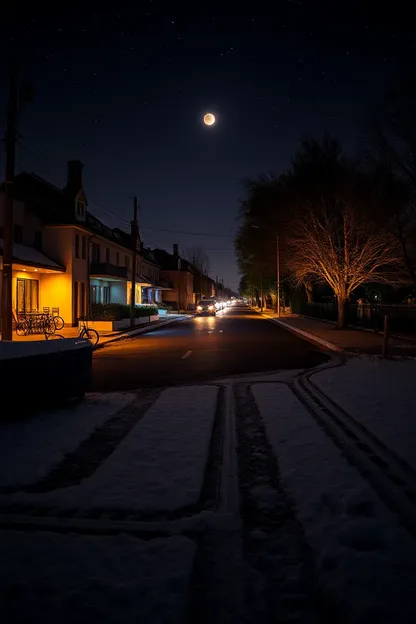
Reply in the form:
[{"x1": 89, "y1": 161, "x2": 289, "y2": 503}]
[
  {"x1": 0, "y1": 161, "x2": 163, "y2": 329},
  {"x1": 152, "y1": 245, "x2": 195, "y2": 310}
]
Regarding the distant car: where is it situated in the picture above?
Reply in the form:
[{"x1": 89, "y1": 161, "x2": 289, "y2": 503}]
[{"x1": 196, "y1": 300, "x2": 216, "y2": 316}]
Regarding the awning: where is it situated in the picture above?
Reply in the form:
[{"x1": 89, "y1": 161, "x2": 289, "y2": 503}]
[
  {"x1": 136, "y1": 274, "x2": 152, "y2": 287},
  {"x1": 0, "y1": 239, "x2": 65, "y2": 272}
]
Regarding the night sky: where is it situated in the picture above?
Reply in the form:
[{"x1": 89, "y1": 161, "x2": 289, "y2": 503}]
[{"x1": 1, "y1": 2, "x2": 414, "y2": 291}]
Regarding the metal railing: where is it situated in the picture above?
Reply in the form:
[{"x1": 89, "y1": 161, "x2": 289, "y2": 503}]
[{"x1": 301, "y1": 302, "x2": 416, "y2": 336}]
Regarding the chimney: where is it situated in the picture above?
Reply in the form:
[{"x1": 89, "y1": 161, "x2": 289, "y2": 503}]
[
  {"x1": 173, "y1": 244, "x2": 179, "y2": 257},
  {"x1": 66, "y1": 160, "x2": 84, "y2": 194}
]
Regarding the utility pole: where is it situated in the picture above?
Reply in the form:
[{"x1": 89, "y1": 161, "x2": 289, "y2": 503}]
[
  {"x1": 1, "y1": 59, "x2": 19, "y2": 341},
  {"x1": 130, "y1": 197, "x2": 138, "y2": 329},
  {"x1": 276, "y1": 234, "x2": 280, "y2": 317},
  {"x1": 177, "y1": 255, "x2": 181, "y2": 313},
  {"x1": 260, "y1": 275, "x2": 263, "y2": 312}
]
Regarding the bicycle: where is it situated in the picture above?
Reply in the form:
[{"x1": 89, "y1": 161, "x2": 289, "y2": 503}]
[
  {"x1": 52, "y1": 315, "x2": 65, "y2": 330},
  {"x1": 78, "y1": 319, "x2": 99, "y2": 347}
]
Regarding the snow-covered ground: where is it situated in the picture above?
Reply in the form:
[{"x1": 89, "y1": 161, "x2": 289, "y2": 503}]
[
  {"x1": 3, "y1": 386, "x2": 219, "y2": 514},
  {"x1": 0, "y1": 393, "x2": 135, "y2": 489},
  {"x1": 313, "y1": 357, "x2": 416, "y2": 471},
  {"x1": 0, "y1": 531, "x2": 195, "y2": 623},
  {"x1": 253, "y1": 382, "x2": 416, "y2": 624}
]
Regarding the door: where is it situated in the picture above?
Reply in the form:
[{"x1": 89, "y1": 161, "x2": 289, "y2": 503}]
[
  {"x1": 73, "y1": 281, "x2": 79, "y2": 326},
  {"x1": 80, "y1": 282, "x2": 86, "y2": 318},
  {"x1": 17, "y1": 278, "x2": 39, "y2": 315}
]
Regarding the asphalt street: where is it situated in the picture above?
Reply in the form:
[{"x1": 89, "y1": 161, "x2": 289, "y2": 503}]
[{"x1": 92, "y1": 305, "x2": 329, "y2": 391}]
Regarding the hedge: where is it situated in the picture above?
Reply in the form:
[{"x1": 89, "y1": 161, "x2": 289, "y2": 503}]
[{"x1": 90, "y1": 303, "x2": 158, "y2": 321}]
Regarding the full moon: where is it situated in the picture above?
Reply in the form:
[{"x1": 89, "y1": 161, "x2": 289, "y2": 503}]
[{"x1": 203, "y1": 112, "x2": 216, "y2": 126}]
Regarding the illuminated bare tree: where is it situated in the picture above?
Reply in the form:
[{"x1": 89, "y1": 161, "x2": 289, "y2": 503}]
[{"x1": 290, "y1": 200, "x2": 404, "y2": 328}]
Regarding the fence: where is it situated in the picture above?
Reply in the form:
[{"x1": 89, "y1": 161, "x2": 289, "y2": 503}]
[{"x1": 301, "y1": 302, "x2": 416, "y2": 336}]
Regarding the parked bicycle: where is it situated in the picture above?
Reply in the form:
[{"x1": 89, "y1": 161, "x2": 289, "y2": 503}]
[
  {"x1": 15, "y1": 312, "x2": 57, "y2": 336},
  {"x1": 78, "y1": 318, "x2": 99, "y2": 347}
]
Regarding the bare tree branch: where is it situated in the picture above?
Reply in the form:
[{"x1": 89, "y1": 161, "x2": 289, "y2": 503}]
[{"x1": 183, "y1": 246, "x2": 210, "y2": 274}]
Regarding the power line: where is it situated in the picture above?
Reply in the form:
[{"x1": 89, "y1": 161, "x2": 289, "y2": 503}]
[
  {"x1": 140, "y1": 226, "x2": 235, "y2": 238},
  {"x1": 17, "y1": 141, "x2": 237, "y2": 246}
]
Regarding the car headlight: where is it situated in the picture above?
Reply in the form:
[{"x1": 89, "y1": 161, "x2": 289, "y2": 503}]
[
  {"x1": 208, "y1": 305, "x2": 214, "y2": 310},
  {"x1": 197, "y1": 306, "x2": 202, "y2": 311}
]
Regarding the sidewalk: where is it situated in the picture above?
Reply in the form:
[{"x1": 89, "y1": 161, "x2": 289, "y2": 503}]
[
  {"x1": 4, "y1": 314, "x2": 188, "y2": 349},
  {"x1": 260, "y1": 310, "x2": 416, "y2": 356}
]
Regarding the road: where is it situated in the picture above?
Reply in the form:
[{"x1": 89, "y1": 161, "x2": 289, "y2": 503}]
[{"x1": 92, "y1": 305, "x2": 329, "y2": 391}]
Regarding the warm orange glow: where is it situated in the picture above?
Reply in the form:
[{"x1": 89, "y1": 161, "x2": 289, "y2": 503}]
[{"x1": 203, "y1": 113, "x2": 216, "y2": 126}]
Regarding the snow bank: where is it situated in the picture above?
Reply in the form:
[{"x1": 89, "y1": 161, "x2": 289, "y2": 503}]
[
  {"x1": 0, "y1": 393, "x2": 135, "y2": 488},
  {"x1": 253, "y1": 382, "x2": 416, "y2": 623},
  {"x1": 313, "y1": 358, "x2": 416, "y2": 471},
  {"x1": 5, "y1": 386, "x2": 219, "y2": 514},
  {"x1": 0, "y1": 531, "x2": 195, "y2": 623}
]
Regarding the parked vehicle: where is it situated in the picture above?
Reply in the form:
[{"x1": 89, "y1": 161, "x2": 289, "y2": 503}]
[{"x1": 196, "y1": 300, "x2": 216, "y2": 316}]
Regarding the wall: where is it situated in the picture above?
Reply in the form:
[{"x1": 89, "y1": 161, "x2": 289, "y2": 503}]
[
  {"x1": 0, "y1": 193, "x2": 43, "y2": 247},
  {"x1": 39, "y1": 272, "x2": 72, "y2": 323},
  {"x1": 111, "y1": 280, "x2": 128, "y2": 304},
  {"x1": 159, "y1": 269, "x2": 194, "y2": 310}
]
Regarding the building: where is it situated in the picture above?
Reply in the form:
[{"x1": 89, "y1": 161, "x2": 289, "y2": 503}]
[
  {"x1": 193, "y1": 270, "x2": 216, "y2": 302},
  {"x1": 139, "y1": 245, "x2": 171, "y2": 305},
  {"x1": 152, "y1": 245, "x2": 195, "y2": 310},
  {"x1": 0, "y1": 160, "x2": 163, "y2": 328}
]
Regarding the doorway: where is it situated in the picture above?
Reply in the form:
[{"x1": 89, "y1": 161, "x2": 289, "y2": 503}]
[{"x1": 17, "y1": 278, "x2": 39, "y2": 315}]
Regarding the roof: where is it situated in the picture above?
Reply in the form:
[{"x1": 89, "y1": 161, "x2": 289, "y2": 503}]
[
  {"x1": 11, "y1": 173, "x2": 74, "y2": 224},
  {"x1": 140, "y1": 246, "x2": 160, "y2": 267},
  {"x1": 152, "y1": 248, "x2": 194, "y2": 272},
  {"x1": 7, "y1": 173, "x2": 136, "y2": 253},
  {"x1": 0, "y1": 239, "x2": 65, "y2": 271}
]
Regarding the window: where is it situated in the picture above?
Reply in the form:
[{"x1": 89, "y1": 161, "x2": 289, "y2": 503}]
[
  {"x1": 116, "y1": 251, "x2": 119, "y2": 266},
  {"x1": 91, "y1": 242, "x2": 100, "y2": 262},
  {"x1": 0, "y1": 226, "x2": 3, "y2": 239},
  {"x1": 34, "y1": 231, "x2": 42, "y2": 250},
  {"x1": 103, "y1": 286, "x2": 110, "y2": 304},
  {"x1": 81, "y1": 236, "x2": 86, "y2": 259},
  {"x1": 75, "y1": 234, "x2": 80, "y2": 258},
  {"x1": 125, "y1": 255, "x2": 130, "y2": 268},
  {"x1": 90, "y1": 285, "x2": 98, "y2": 305},
  {"x1": 76, "y1": 200, "x2": 85, "y2": 217},
  {"x1": 106, "y1": 247, "x2": 110, "y2": 263},
  {"x1": 13, "y1": 225, "x2": 22, "y2": 243},
  {"x1": 80, "y1": 282, "x2": 86, "y2": 317}
]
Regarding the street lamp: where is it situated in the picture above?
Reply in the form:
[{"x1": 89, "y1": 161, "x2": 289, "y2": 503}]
[{"x1": 251, "y1": 226, "x2": 280, "y2": 317}]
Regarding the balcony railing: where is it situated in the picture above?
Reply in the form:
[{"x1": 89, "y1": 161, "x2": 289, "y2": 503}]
[{"x1": 90, "y1": 262, "x2": 128, "y2": 279}]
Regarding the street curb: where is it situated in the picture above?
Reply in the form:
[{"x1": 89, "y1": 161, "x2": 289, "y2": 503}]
[
  {"x1": 94, "y1": 315, "x2": 190, "y2": 350},
  {"x1": 263, "y1": 316, "x2": 344, "y2": 353}
]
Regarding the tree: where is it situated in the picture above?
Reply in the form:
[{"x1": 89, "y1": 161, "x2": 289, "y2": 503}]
[
  {"x1": 289, "y1": 199, "x2": 404, "y2": 328},
  {"x1": 235, "y1": 175, "x2": 293, "y2": 309},
  {"x1": 365, "y1": 73, "x2": 416, "y2": 286},
  {"x1": 184, "y1": 246, "x2": 210, "y2": 274}
]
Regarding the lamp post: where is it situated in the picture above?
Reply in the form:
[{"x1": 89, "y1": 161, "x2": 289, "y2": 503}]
[{"x1": 251, "y1": 226, "x2": 280, "y2": 317}]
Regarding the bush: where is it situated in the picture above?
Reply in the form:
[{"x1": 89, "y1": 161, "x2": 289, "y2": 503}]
[{"x1": 91, "y1": 303, "x2": 158, "y2": 320}]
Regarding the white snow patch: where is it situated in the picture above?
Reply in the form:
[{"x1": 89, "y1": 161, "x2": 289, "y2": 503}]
[
  {"x1": 252, "y1": 382, "x2": 416, "y2": 623},
  {"x1": 4, "y1": 386, "x2": 219, "y2": 514},
  {"x1": 0, "y1": 531, "x2": 195, "y2": 623},
  {"x1": 0, "y1": 393, "x2": 135, "y2": 488},
  {"x1": 313, "y1": 358, "x2": 416, "y2": 471}
]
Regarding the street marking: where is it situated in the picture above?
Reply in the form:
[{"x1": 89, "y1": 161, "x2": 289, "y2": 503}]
[{"x1": 182, "y1": 350, "x2": 193, "y2": 359}]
